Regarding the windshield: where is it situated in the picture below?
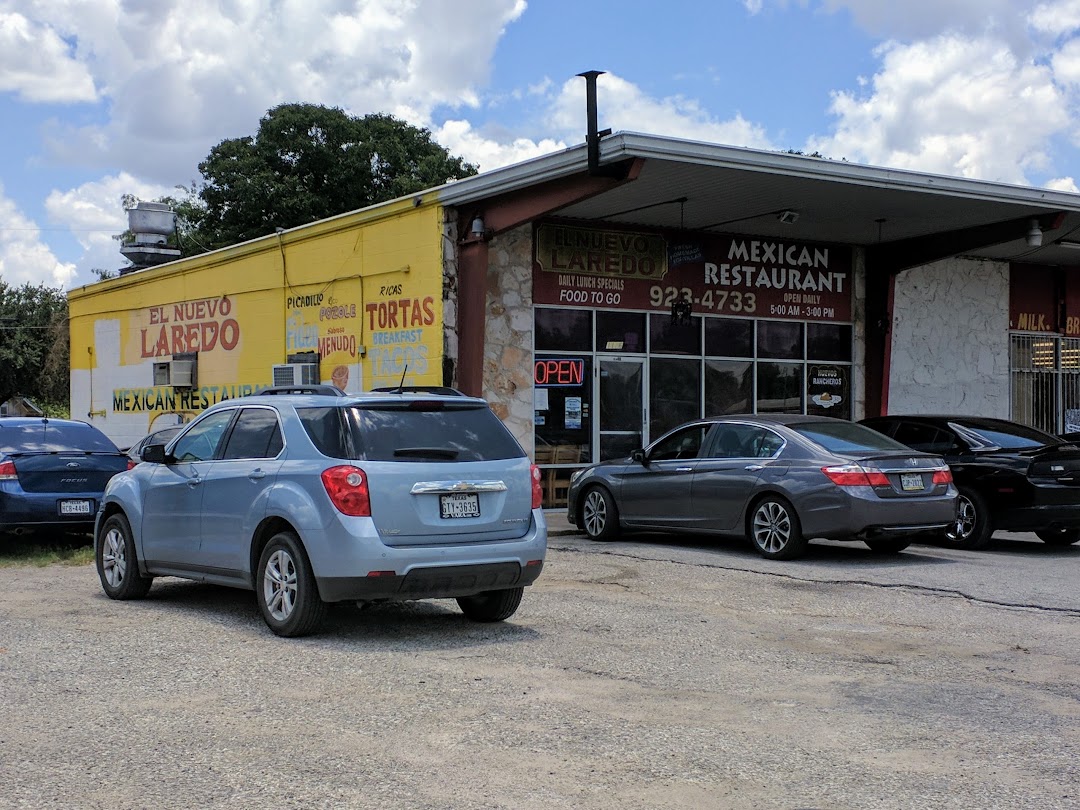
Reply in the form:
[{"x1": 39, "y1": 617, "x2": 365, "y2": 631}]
[
  {"x1": 792, "y1": 421, "x2": 910, "y2": 454},
  {"x1": 949, "y1": 419, "x2": 1060, "y2": 449}
]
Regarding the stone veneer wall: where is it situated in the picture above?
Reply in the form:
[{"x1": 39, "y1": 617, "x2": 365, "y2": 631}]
[
  {"x1": 889, "y1": 257, "x2": 1009, "y2": 417},
  {"x1": 482, "y1": 224, "x2": 536, "y2": 454}
]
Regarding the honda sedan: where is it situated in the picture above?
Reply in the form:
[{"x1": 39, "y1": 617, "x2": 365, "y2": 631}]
[{"x1": 566, "y1": 415, "x2": 957, "y2": 560}]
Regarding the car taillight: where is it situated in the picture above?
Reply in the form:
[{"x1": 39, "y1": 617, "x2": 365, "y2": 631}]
[
  {"x1": 822, "y1": 464, "x2": 890, "y2": 487},
  {"x1": 530, "y1": 464, "x2": 543, "y2": 509},
  {"x1": 932, "y1": 468, "x2": 953, "y2": 484},
  {"x1": 321, "y1": 465, "x2": 371, "y2": 516},
  {"x1": 126, "y1": 460, "x2": 137, "y2": 471},
  {"x1": 0, "y1": 461, "x2": 15, "y2": 481}
]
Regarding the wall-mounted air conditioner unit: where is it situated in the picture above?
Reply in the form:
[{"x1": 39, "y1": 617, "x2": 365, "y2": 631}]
[
  {"x1": 272, "y1": 363, "x2": 319, "y2": 386},
  {"x1": 153, "y1": 362, "x2": 171, "y2": 386},
  {"x1": 170, "y1": 358, "x2": 196, "y2": 388}
]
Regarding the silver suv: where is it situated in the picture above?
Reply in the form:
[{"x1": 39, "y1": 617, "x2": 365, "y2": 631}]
[{"x1": 94, "y1": 390, "x2": 547, "y2": 636}]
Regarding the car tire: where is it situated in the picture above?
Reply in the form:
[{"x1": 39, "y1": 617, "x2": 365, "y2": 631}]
[
  {"x1": 256, "y1": 531, "x2": 326, "y2": 638},
  {"x1": 581, "y1": 486, "x2": 620, "y2": 541},
  {"x1": 864, "y1": 538, "x2": 911, "y2": 553},
  {"x1": 1035, "y1": 528, "x2": 1080, "y2": 546},
  {"x1": 748, "y1": 496, "x2": 808, "y2": 561},
  {"x1": 943, "y1": 487, "x2": 994, "y2": 550},
  {"x1": 96, "y1": 513, "x2": 153, "y2": 600},
  {"x1": 457, "y1": 587, "x2": 524, "y2": 622}
]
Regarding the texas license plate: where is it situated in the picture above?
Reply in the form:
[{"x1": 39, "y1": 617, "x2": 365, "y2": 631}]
[
  {"x1": 440, "y1": 493, "x2": 480, "y2": 519},
  {"x1": 900, "y1": 473, "x2": 924, "y2": 492},
  {"x1": 59, "y1": 499, "x2": 93, "y2": 516}
]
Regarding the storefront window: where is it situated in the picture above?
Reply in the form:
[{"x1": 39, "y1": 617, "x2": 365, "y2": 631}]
[
  {"x1": 535, "y1": 309, "x2": 592, "y2": 351},
  {"x1": 705, "y1": 318, "x2": 753, "y2": 357},
  {"x1": 650, "y1": 313, "x2": 701, "y2": 355},
  {"x1": 757, "y1": 320, "x2": 803, "y2": 359},
  {"x1": 596, "y1": 311, "x2": 646, "y2": 353},
  {"x1": 807, "y1": 323, "x2": 852, "y2": 361},
  {"x1": 650, "y1": 357, "x2": 700, "y2": 437},
  {"x1": 705, "y1": 360, "x2": 752, "y2": 416},
  {"x1": 757, "y1": 362, "x2": 804, "y2": 413},
  {"x1": 534, "y1": 354, "x2": 591, "y2": 508}
]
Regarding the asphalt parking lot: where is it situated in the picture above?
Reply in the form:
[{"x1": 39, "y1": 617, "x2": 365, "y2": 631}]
[{"x1": 3, "y1": 524, "x2": 1079, "y2": 810}]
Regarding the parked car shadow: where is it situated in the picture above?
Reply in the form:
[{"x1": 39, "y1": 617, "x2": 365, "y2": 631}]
[
  {"x1": 100, "y1": 578, "x2": 542, "y2": 649},
  {"x1": 595, "y1": 531, "x2": 955, "y2": 567},
  {"x1": 983, "y1": 534, "x2": 1080, "y2": 556}
]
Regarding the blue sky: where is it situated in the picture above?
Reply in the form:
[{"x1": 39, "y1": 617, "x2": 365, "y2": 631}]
[{"x1": 2, "y1": 0, "x2": 1079, "y2": 288}]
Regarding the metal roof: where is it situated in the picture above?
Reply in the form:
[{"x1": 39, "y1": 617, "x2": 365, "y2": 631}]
[{"x1": 437, "y1": 132, "x2": 1080, "y2": 266}]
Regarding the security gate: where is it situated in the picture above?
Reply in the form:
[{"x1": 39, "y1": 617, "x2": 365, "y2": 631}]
[{"x1": 1010, "y1": 333, "x2": 1080, "y2": 434}]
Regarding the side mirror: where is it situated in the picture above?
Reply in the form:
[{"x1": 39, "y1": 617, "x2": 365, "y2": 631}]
[
  {"x1": 141, "y1": 443, "x2": 169, "y2": 464},
  {"x1": 631, "y1": 449, "x2": 646, "y2": 464}
]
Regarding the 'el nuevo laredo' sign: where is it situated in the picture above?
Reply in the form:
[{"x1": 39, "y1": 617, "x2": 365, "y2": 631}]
[{"x1": 533, "y1": 223, "x2": 852, "y2": 322}]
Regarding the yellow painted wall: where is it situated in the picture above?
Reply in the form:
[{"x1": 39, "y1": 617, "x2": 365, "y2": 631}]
[{"x1": 69, "y1": 200, "x2": 446, "y2": 446}]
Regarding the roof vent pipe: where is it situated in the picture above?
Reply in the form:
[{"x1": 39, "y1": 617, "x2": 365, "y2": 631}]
[{"x1": 578, "y1": 70, "x2": 612, "y2": 176}]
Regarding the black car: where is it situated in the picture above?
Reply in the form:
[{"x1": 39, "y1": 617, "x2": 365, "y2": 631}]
[{"x1": 860, "y1": 415, "x2": 1080, "y2": 549}]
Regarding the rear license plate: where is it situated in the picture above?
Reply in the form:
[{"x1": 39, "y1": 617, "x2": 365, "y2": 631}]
[
  {"x1": 900, "y1": 473, "x2": 924, "y2": 492},
  {"x1": 59, "y1": 499, "x2": 93, "y2": 516},
  {"x1": 440, "y1": 493, "x2": 480, "y2": 519}
]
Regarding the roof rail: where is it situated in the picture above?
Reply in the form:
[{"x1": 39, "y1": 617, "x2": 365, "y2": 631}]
[
  {"x1": 250, "y1": 385, "x2": 346, "y2": 397},
  {"x1": 368, "y1": 385, "x2": 467, "y2": 396}
]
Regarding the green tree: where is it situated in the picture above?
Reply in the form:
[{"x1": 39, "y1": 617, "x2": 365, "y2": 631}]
[
  {"x1": 0, "y1": 282, "x2": 69, "y2": 409},
  {"x1": 153, "y1": 104, "x2": 478, "y2": 252}
]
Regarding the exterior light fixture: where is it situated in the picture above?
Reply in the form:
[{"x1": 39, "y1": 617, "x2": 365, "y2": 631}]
[
  {"x1": 1026, "y1": 218, "x2": 1043, "y2": 247},
  {"x1": 778, "y1": 210, "x2": 800, "y2": 225},
  {"x1": 470, "y1": 215, "x2": 486, "y2": 238}
]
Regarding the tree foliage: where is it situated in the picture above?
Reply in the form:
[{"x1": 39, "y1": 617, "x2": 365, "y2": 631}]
[
  {"x1": 131, "y1": 104, "x2": 478, "y2": 254},
  {"x1": 0, "y1": 282, "x2": 69, "y2": 409}
]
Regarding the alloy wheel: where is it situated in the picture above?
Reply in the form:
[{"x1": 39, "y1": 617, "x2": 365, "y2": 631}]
[
  {"x1": 263, "y1": 549, "x2": 298, "y2": 622},
  {"x1": 948, "y1": 495, "x2": 976, "y2": 540},
  {"x1": 583, "y1": 490, "x2": 607, "y2": 537},
  {"x1": 753, "y1": 501, "x2": 791, "y2": 554},
  {"x1": 101, "y1": 527, "x2": 127, "y2": 588}
]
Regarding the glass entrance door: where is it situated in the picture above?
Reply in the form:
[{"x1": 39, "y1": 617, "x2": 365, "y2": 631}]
[{"x1": 596, "y1": 356, "x2": 646, "y2": 460}]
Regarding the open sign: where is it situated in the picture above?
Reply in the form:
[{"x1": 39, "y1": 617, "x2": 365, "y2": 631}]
[{"x1": 534, "y1": 358, "x2": 585, "y2": 387}]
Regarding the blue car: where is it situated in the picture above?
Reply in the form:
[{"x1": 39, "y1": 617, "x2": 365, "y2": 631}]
[
  {"x1": 94, "y1": 390, "x2": 547, "y2": 637},
  {"x1": 0, "y1": 418, "x2": 132, "y2": 534}
]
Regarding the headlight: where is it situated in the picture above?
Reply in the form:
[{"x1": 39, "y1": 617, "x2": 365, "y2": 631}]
[{"x1": 569, "y1": 468, "x2": 586, "y2": 484}]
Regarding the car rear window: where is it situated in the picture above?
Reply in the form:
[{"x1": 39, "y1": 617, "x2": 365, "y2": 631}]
[
  {"x1": 948, "y1": 419, "x2": 1059, "y2": 449},
  {"x1": 791, "y1": 421, "x2": 910, "y2": 454},
  {"x1": 297, "y1": 402, "x2": 526, "y2": 462},
  {"x1": 0, "y1": 421, "x2": 119, "y2": 453}
]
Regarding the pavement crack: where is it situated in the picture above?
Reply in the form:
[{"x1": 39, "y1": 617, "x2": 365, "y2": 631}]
[{"x1": 550, "y1": 542, "x2": 1080, "y2": 618}]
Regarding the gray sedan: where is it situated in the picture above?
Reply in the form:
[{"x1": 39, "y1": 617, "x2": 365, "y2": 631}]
[{"x1": 566, "y1": 414, "x2": 957, "y2": 560}]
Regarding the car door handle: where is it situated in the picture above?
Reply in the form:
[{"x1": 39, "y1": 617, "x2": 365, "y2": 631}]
[
  {"x1": 675, "y1": 467, "x2": 693, "y2": 473},
  {"x1": 248, "y1": 470, "x2": 267, "y2": 481},
  {"x1": 744, "y1": 465, "x2": 764, "y2": 472}
]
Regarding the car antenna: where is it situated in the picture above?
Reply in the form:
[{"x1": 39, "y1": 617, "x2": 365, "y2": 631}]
[{"x1": 394, "y1": 364, "x2": 409, "y2": 394}]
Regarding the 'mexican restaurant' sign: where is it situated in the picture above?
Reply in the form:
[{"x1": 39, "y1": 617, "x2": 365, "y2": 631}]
[{"x1": 534, "y1": 223, "x2": 852, "y2": 322}]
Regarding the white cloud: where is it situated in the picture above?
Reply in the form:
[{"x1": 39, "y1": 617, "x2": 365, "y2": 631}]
[
  {"x1": 807, "y1": 35, "x2": 1068, "y2": 183},
  {"x1": 1045, "y1": 176, "x2": 1080, "y2": 191},
  {"x1": 0, "y1": 184, "x2": 76, "y2": 287},
  {"x1": 434, "y1": 120, "x2": 565, "y2": 172},
  {"x1": 0, "y1": 11, "x2": 96, "y2": 102},
  {"x1": 18, "y1": 0, "x2": 529, "y2": 185},
  {"x1": 546, "y1": 73, "x2": 776, "y2": 151},
  {"x1": 1030, "y1": 0, "x2": 1080, "y2": 36},
  {"x1": 43, "y1": 173, "x2": 176, "y2": 285}
]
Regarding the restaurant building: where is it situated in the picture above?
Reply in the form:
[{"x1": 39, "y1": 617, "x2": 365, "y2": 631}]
[{"x1": 69, "y1": 132, "x2": 1080, "y2": 506}]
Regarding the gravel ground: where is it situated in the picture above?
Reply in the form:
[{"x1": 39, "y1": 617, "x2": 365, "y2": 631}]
[{"x1": 2, "y1": 536, "x2": 1079, "y2": 810}]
